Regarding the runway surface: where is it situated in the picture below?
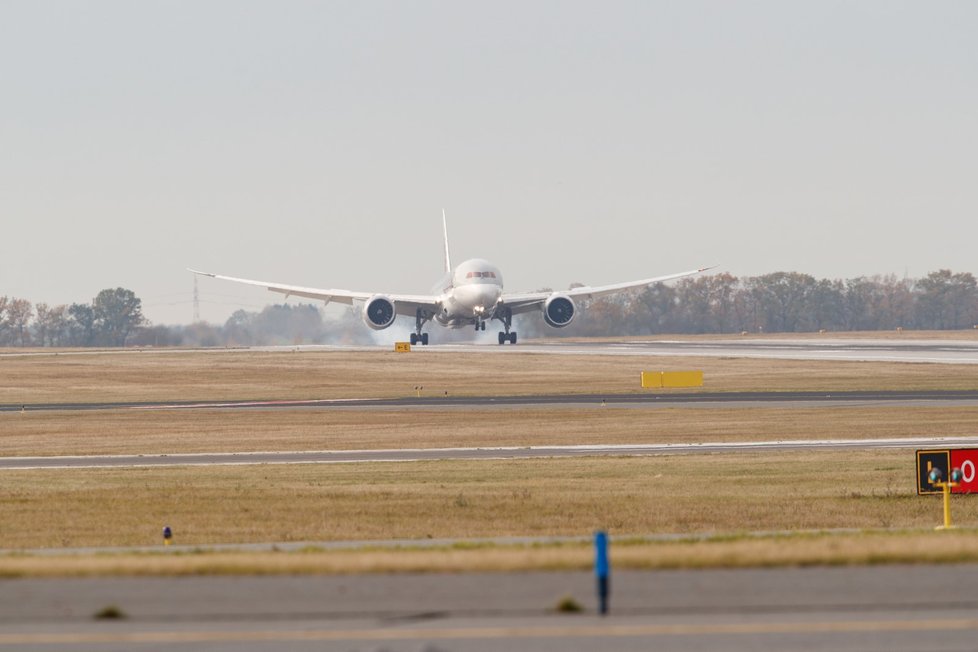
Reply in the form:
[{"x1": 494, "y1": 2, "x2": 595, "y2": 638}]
[
  {"x1": 4, "y1": 389, "x2": 978, "y2": 413},
  {"x1": 535, "y1": 337, "x2": 978, "y2": 364},
  {"x1": 4, "y1": 336, "x2": 978, "y2": 363},
  {"x1": 4, "y1": 436, "x2": 978, "y2": 470},
  {"x1": 249, "y1": 337, "x2": 978, "y2": 364},
  {"x1": 3, "y1": 565, "x2": 978, "y2": 651}
]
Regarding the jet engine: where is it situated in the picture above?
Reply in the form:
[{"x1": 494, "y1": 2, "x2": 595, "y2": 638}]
[
  {"x1": 363, "y1": 295, "x2": 397, "y2": 330},
  {"x1": 543, "y1": 294, "x2": 576, "y2": 328}
]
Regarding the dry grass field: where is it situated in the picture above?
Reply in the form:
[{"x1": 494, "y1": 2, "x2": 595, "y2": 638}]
[
  {"x1": 6, "y1": 449, "x2": 978, "y2": 576},
  {"x1": 0, "y1": 451, "x2": 966, "y2": 549},
  {"x1": 3, "y1": 406, "x2": 978, "y2": 457},
  {"x1": 3, "y1": 341, "x2": 978, "y2": 575},
  {"x1": 8, "y1": 530, "x2": 978, "y2": 577},
  {"x1": 2, "y1": 346, "x2": 978, "y2": 406}
]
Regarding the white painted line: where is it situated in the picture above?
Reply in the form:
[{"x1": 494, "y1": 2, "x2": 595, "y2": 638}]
[{"x1": 5, "y1": 436, "x2": 978, "y2": 470}]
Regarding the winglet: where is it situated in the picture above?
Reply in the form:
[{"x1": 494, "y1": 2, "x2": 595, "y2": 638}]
[
  {"x1": 442, "y1": 209, "x2": 452, "y2": 274},
  {"x1": 187, "y1": 268, "x2": 216, "y2": 278}
]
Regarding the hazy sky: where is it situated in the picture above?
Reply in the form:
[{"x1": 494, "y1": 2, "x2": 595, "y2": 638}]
[{"x1": 3, "y1": 1, "x2": 976, "y2": 325}]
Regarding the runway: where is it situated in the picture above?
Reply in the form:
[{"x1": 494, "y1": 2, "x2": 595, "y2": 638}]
[
  {"x1": 4, "y1": 565, "x2": 978, "y2": 651},
  {"x1": 4, "y1": 436, "x2": 978, "y2": 470},
  {"x1": 254, "y1": 336, "x2": 978, "y2": 364},
  {"x1": 3, "y1": 336, "x2": 978, "y2": 364},
  {"x1": 4, "y1": 389, "x2": 978, "y2": 413},
  {"x1": 531, "y1": 337, "x2": 978, "y2": 364}
]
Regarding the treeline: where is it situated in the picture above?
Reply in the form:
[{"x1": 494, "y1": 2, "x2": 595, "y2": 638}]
[
  {"x1": 519, "y1": 269, "x2": 978, "y2": 338},
  {"x1": 2, "y1": 269, "x2": 976, "y2": 347},
  {"x1": 0, "y1": 292, "x2": 373, "y2": 348},
  {"x1": 0, "y1": 288, "x2": 146, "y2": 347}
]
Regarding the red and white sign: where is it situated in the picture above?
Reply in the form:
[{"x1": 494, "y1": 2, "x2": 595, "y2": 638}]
[{"x1": 950, "y1": 449, "x2": 978, "y2": 494}]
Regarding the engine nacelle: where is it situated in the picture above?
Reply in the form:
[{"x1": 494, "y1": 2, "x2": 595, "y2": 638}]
[
  {"x1": 363, "y1": 295, "x2": 397, "y2": 330},
  {"x1": 543, "y1": 294, "x2": 576, "y2": 328}
]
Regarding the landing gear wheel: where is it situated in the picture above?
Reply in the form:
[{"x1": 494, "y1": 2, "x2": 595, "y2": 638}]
[
  {"x1": 413, "y1": 309, "x2": 431, "y2": 347},
  {"x1": 498, "y1": 332, "x2": 506, "y2": 345},
  {"x1": 510, "y1": 332, "x2": 517, "y2": 344}
]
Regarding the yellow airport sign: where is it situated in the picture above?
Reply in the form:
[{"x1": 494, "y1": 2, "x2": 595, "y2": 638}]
[
  {"x1": 394, "y1": 342, "x2": 411, "y2": 352},
  {"x1": 641, "y1": 370, "x2": 703, "y2": 389}
]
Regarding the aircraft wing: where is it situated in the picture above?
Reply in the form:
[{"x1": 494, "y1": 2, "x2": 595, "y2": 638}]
[
  {"x1": 500, "y1": 266, "x2": 715, "y2": 315},
  {"x1": 188, "y1": 269, "x2": 441, "y2": 317}
]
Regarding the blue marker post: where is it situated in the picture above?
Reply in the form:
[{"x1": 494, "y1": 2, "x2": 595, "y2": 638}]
[{"x1": 594, "y1": 530, "x2": 610, "y2": 615}]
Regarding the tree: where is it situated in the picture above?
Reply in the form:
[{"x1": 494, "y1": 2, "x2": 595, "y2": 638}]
[
  {"x1": 0, "y1": 298, "x2": 33, "y2": 346},
  {"x1": 914, "y1": 270, "x2": 978, "y2": 330},
  {"x1": 33, "y1": 303, "x2": 72, "y2": 347},
  {"x1": 92, "y1": 288, "x2": 146, "y2": 346},
  {"x1": 68, "y1": 303, "x2": 96, "y2": 346},
  {"x1": 45, "y1": 305, "x2": 71, "y2": 346},
  {"x1": 808, "y1": 279, "x2": 845, "y2": 331},
  {"x1": 671, "y1": 273, "x2": 741, "y2": 333},
  {"x1": 223, "y1": 309, "x2": 255, "y2": 346},
  {"x1": 630, "y1": 283, "x2": 679, "y2": 334},
  {"x1": 744, "y1": 272, "x2": 818, "y2": 332}
]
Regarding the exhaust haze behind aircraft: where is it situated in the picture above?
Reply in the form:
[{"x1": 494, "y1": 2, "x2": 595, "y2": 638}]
[{"x1": 190, "y1": 212, "x2": 712, "y2": 345}]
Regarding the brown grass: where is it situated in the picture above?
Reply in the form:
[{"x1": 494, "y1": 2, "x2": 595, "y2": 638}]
[
  {"x1": 3, "y1": 343, "x2": 978, "y2": 575},
  {"x1": 0, "y1": 451, "x2": 964, "y2": 550},
  {"x1": 2, "y1": 348, "x2": 978, "y2": 407},
  {"x1": 3, "y1": 406, "x2": 978, "y2": 456},
  {"x1": 6, "y1": 529, "x2": 978, "y2": 577}
]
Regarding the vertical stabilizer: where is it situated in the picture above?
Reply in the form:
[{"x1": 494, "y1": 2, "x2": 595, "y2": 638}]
[{"x1": 442, "y1": 209, "x2": 452, "y2": 274}]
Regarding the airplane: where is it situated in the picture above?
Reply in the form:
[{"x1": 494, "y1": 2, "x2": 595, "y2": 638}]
[{"x1": 189, "y1": 212, "x2": 712, "y2": 345}]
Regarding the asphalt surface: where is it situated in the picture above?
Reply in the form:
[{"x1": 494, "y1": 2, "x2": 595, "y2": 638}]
[
  {"x1": 4, "y1": 436, "x2": 978, "y2": 470},
  {"x1": 4, "y1": 565, "x2": 978, "y2": 650},
  {"x1": 4, "y1": 389, "x2": 978, "y2": 414},
  {"x1": 4, "y1": 336, "x2": 978, "y2": 364},
  {"x1": 253, "y1": 336, "x2": 978, "y2": 364}
]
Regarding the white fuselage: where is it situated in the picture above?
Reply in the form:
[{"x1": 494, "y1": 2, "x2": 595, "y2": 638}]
[{"x1": 435, "y1": 258, "x2": 504, "y2": 328}]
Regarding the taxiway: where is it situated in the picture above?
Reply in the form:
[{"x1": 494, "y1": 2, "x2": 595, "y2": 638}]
[{"x1": 3, "y1": 565, "x2": 978, "y2": 651}]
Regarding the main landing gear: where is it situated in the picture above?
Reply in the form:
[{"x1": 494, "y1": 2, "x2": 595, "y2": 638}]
[
  {"x1": 496, "y1": 309, "x2": 517, "y2": 345},
  {"x1": 498, "y1": 331, "x2": 517, "y2": 345},
  {"x1": 412, "y1": 309, "x2": 431, "y2": 346}
]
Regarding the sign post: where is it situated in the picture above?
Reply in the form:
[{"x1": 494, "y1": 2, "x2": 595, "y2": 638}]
[{"x1": 916, "y1": 449, "x2": 973, "y2": 529}]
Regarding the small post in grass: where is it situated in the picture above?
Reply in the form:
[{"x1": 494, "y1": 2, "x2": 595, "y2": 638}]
[
  {"x1": 162, "y1": 525, "x2": 173, "y2": 546},
  {"x1": 594, "y1": 530, "x2": 610, "y2": 615}
]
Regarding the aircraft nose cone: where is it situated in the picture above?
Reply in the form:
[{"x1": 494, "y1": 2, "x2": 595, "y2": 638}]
[{"x1": 459, "y1": 284, "x2": 500, "y2": 313}]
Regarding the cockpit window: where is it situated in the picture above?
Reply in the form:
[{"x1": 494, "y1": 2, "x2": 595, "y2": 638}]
[{"x1": 465, "y1": 271, "x2": 497, "y2": 279}]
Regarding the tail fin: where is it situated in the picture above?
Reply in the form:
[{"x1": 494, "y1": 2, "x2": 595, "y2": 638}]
[{"x1": 442, "y1": 209, "x2": 452, "y2": 274}]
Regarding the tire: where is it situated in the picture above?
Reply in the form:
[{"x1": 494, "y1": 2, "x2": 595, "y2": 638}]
[
  {"x1": 510, "y1": 332, "x2": 518, "y2": 344},
  {"x1": 421, "y1": 333, "x2": 429, "y2": 346},
  {"x1": 410, "y1": 333, "x2": 417, "y2": 345},
  {"x1": 498, "y1": 332, "x2": 505, "y2": 345}
]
